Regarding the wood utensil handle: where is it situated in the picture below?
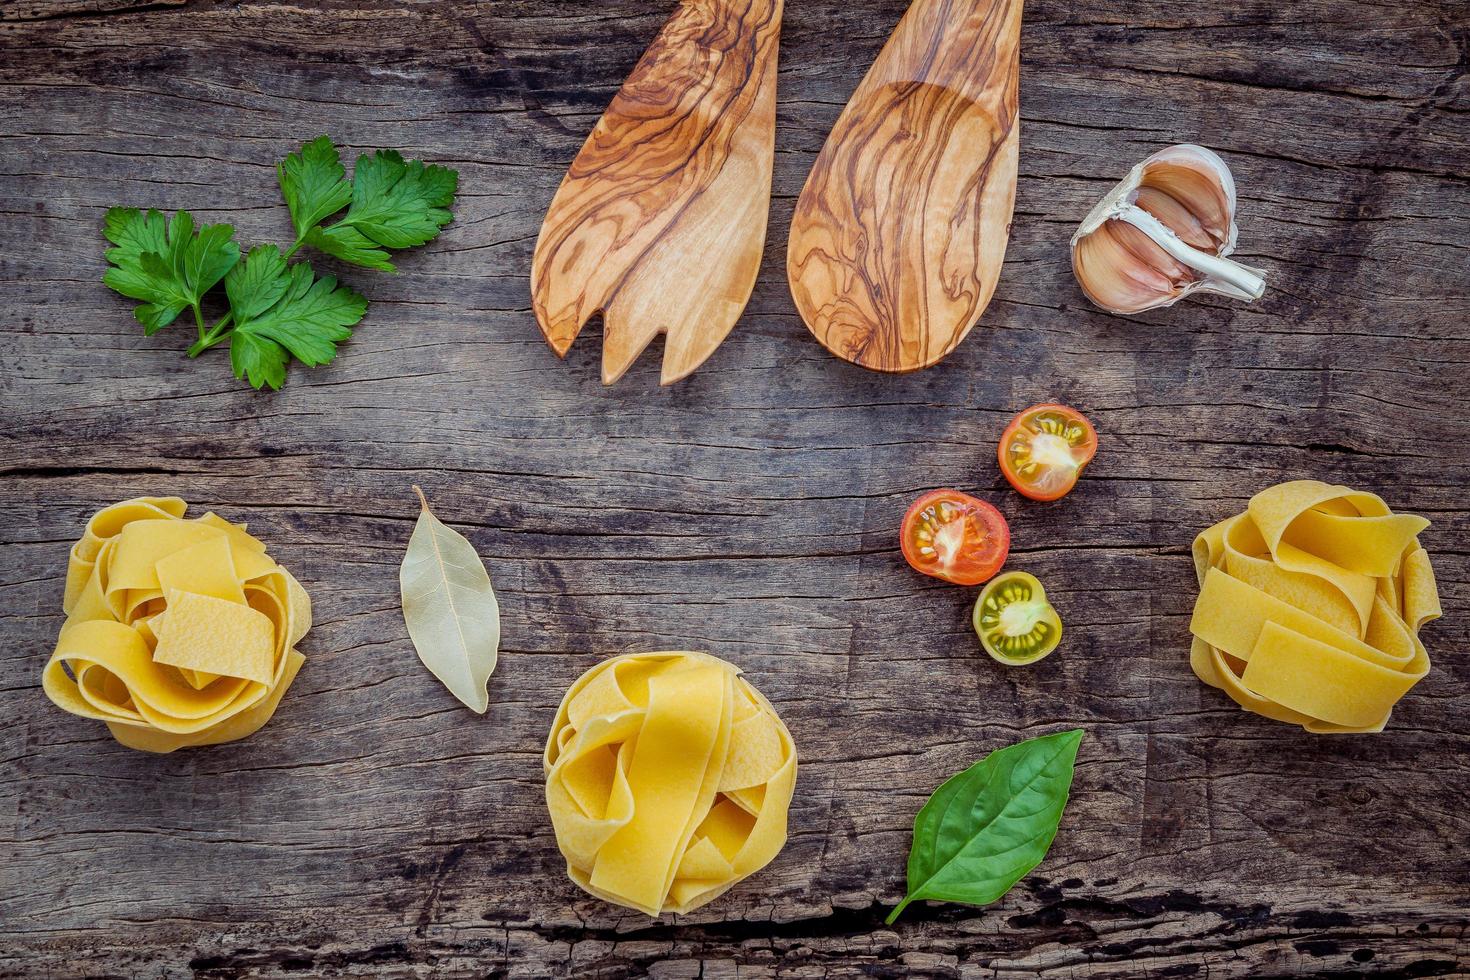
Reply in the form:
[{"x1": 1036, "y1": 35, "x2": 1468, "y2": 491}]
[
  {"x1": 532, "y1": 0, "x2": 783, "y2": 385},
  {"x1": 788, "y1": 0, "x2": 1023, "y2": 374}
]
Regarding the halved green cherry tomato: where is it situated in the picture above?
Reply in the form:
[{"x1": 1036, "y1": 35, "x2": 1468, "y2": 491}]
[
  {"x1": 973, "y1": 571, "x2": 1063, "y2": 666},
  {"x1": 998, "y1": 404, "x2": 1098, "y2": 502},
  {"x1": 900, "y1": 489, "x2": 1011, "y2": 586}
]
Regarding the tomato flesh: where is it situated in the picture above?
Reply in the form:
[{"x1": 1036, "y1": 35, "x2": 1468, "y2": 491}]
[
  {"x1": 900, "y1": 490, "x2": 1010, "y2": 586},
  {"x1": 974, "y1": 571, "x2": 1063, "y2": 665},
  {"x1": 999, "y1": 404, "x2": 1098, "y2": 501}
]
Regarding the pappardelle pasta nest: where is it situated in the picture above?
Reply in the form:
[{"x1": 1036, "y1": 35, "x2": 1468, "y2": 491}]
[
  {"x1": 1190, "y1": 480, "x2": 1441, "y2": 733},
  {"x1": 544, "y1": 652, "x2": 798, "y2": 917},
  {"x1": 42, "y1": 497, "x2": 311, "y2": 753}
]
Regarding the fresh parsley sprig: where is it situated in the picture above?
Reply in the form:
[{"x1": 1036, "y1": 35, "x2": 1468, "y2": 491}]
[{"x1": 102, "y1": 136, "x2": 459, "y2": 390}]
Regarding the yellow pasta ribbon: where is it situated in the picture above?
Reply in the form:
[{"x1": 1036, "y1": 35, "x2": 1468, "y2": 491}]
[
  {"x1": 1189, "y1": 481, "x2": 1440, "y2": 733},
  {"x1": 42, "y1": 497, "x2": 312, "y2": 753},
  {"x1": 543, "y1": 652, "x2": 797, "y2": 916}
]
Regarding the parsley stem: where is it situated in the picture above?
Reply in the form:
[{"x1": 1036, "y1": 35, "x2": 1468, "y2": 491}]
[
  {"x1": 283, "y1": 238, "x2": 306, "y2": 261},
  {"x1": 187, "y1": 312, "x2": 235, "y2": 358},
  {"x1": 190, "y1": 301, "x2": 207, "y2": 343}
]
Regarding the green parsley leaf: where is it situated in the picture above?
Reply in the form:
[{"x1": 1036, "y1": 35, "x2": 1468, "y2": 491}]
[
  {"x1": 228, "y1": 261, "x2": 367, "y2": 389},
  {"x1": 101, "y1": 136, "x2": 457, "y2": 391},
  {"x1": 102, "y1": 208, "x2": 240, "y2": 334},
  {"x1": 278, "y1": 136, "x2": 353, "y2": 239},
  {"x1": 240, "y1": 263, "x2": 366, "y2": 365},
  {"x1": 102, "y1": 207, "x2": 177, "y2": 331},
  {"x1": 229, "y1": 330, "x2": 290, "y2": 392},
  {"x1": 182, "y1": 219, "x2": 241, "y2": 297},
  {"x1": 304, "y1": 223, "x2": 395, "y2": 273},
  {"x1": 314, "y1": 150, "x2": 458, "y2": 268},
  {"x1": 103, "y1": 206, "x2": 169, "y2": 266},
  {"x1": 225, "y1": 244, "x2": 291, "y2": 322}
]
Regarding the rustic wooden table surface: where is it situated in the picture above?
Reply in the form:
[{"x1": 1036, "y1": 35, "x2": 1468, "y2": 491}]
[{"x1": 2, "y1": 0, "x2": 1467, "y2": 977}]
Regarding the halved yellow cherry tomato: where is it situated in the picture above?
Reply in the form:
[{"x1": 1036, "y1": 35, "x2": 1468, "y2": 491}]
[
  {"x1": 900, "y1": 489, "x2": 1011, "y2": 586},
  {"x1": 998, "y1": 404, "x2": 1098, "y2": 502},
  {"x1": 973, "y1": 571, "x2": 1063, "y2": 666}
]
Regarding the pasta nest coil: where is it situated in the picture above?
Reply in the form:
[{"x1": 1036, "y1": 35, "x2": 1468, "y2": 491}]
[
  {"x1": 1190, "y1": 481, "x2": 1441, "y2": 733},
  {"x1": 42, "y1": 497, "x2": 311, "y2": 753},
  {"x1": 544, "y1": 652, "x2": 798, "y2": 916}
]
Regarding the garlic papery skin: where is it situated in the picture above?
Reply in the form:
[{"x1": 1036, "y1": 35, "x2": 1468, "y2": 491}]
[{"x1": 1071, "y1": 144, "x2": 1266, "y2": 315}]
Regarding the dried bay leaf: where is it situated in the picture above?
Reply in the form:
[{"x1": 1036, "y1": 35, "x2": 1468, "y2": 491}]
[{"x1": 400, "y1": 486, "x2": 500, "y2": 713}]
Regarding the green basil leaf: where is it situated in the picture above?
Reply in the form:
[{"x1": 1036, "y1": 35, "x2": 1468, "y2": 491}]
[{"x1": 887, "y1": 729, "x2": 1083, "y2": 924}]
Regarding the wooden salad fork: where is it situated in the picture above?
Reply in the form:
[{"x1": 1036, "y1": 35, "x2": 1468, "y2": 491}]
[
  {"x1": 788, "y1": 0, "x2": 1023, "y2": 373},
  {"x1": 531, "y1": 0, "x2": 783, "y2": 386}
]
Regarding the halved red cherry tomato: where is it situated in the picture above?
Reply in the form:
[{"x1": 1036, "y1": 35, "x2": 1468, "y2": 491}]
[
  {"x1": 899, "y1": 489, "x2": 1010, "y2": 586},
  {"x1": 998, "y1": 404, "x2": 1098, "y2": 502}
]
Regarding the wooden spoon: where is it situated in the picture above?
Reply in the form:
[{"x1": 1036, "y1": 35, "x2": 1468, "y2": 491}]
[
  {"x1": 532, "y1": 0, "x2": 783, "y2": 386},
  {"x1": 787, "y1": 0, "x2": 1023, "y2": 373}
]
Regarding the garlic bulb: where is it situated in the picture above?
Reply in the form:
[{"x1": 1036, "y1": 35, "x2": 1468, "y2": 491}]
[{"x1": 1071, "y1": 144, "x2": 1266, "y2": 315}]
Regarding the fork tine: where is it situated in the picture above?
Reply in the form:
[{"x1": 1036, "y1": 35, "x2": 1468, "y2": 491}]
[{"x1": 529, "y1": 0, "x2": 783, "y2": 385}]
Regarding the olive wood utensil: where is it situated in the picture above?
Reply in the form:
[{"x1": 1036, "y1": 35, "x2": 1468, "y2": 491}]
[
  {"x1": 787, "y1": 0, "x2": 1023, "y2": 373},
  {"x1": 532, "y1": 0, "x2": 783, "y2": 386}
]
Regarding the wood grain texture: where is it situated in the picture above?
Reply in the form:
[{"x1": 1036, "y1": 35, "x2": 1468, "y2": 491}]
[
  {"x1": 1, "y1": 0, "x2": 1468, "y2": 977},
  {"x1": 788, "y1": 0, "x2": 1023, "y2": 373},
  {"x1": 531, "y1": 0, "x2": 782, "y2": 386}
]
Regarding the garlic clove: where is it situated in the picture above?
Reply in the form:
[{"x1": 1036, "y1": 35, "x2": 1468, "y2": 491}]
[
  {"x1": 1140, "y1": 147, "x2": 1236, "y2": 245},
  {"x1": 1073, "y1": 224, "x2": 1178, "y2": 313},
  {"x1": 1110, "y1": 219, "x2": 1193, "y2": 284},
  {"x1": 1071, "y1": 144, "x2": 1265, "y2": 315},
  {"x1": 1133, "y1": 186, "x2": 1214, "y2": 251}
]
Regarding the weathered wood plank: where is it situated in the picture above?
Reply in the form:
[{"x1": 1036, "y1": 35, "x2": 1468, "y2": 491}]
[{"x1": 1, "y1": 0, "x2": 1467, "y2": 976}]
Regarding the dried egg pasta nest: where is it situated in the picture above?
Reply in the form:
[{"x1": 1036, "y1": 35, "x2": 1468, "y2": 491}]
[
  {"x1": 42, "y1": 497, "x2": 311, "y2": 753},
  {"x1": 1190, "y1": 481, "x2": 1441, "y2": 733},
  {"x1": 544, "y1": 652, "x2": 797, "y2": 916}
]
